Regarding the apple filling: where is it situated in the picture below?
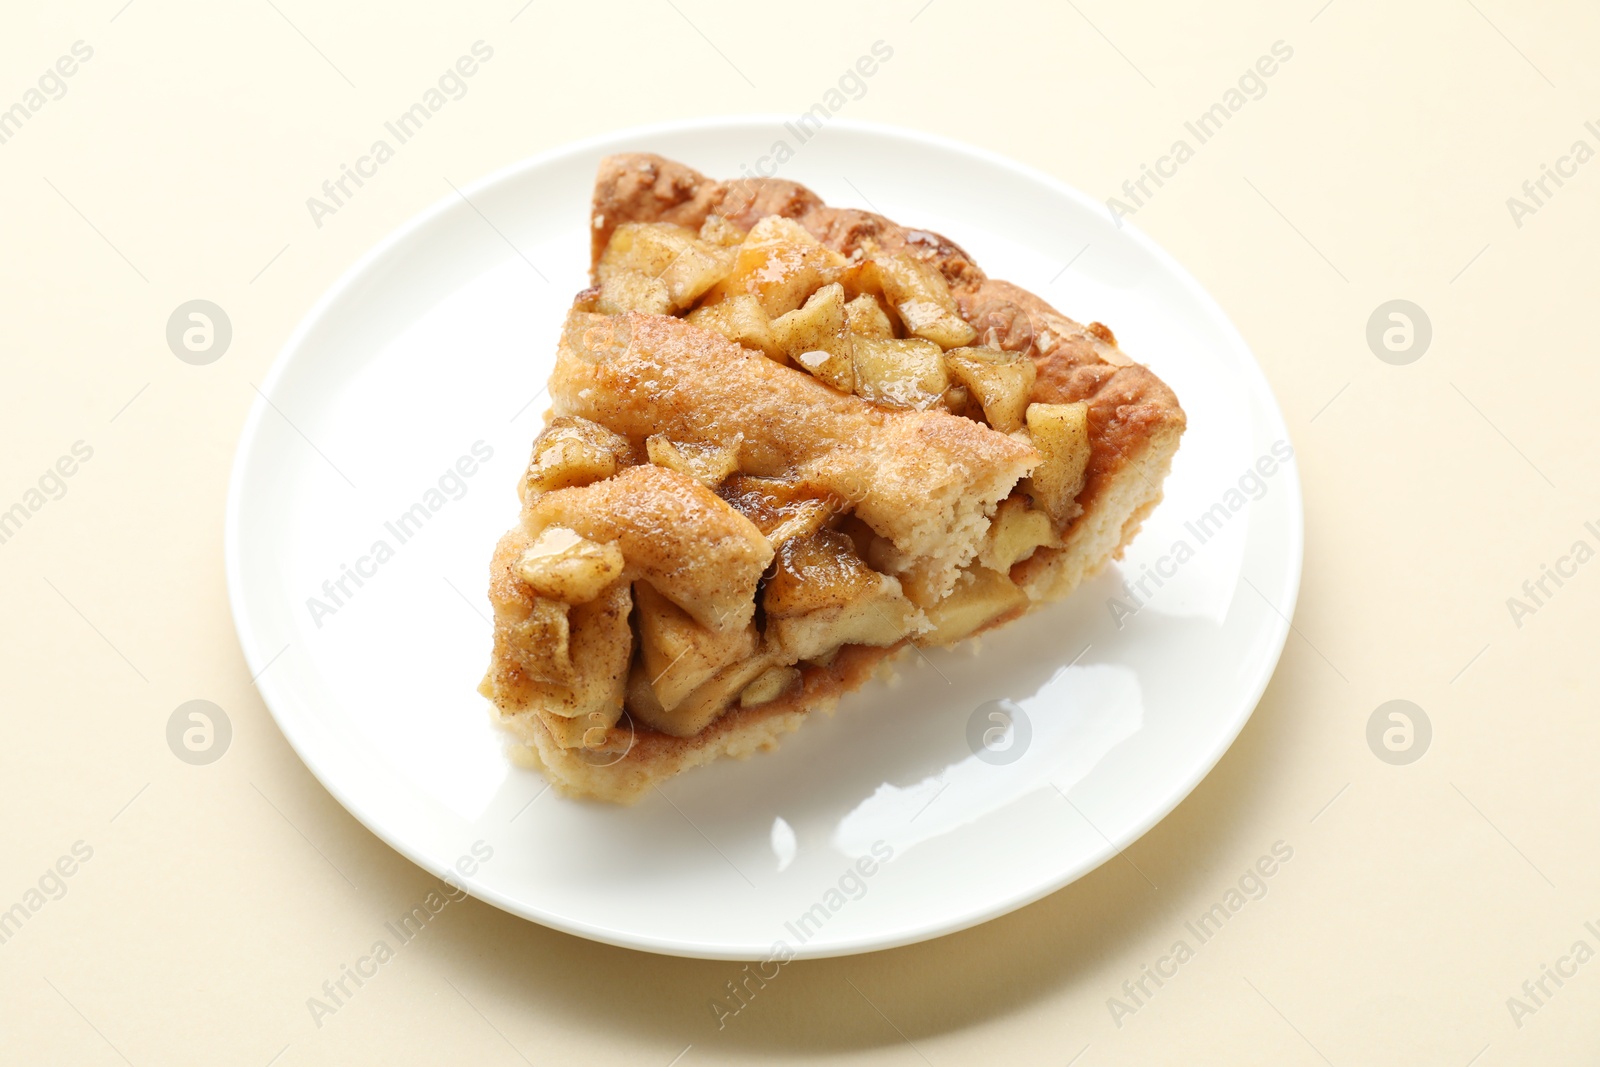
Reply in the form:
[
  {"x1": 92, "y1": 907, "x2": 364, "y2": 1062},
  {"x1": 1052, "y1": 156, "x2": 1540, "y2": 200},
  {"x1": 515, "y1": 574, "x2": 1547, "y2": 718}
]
[{"x1": 484, "y1": 215, "x2": 1094, "y2": 751}]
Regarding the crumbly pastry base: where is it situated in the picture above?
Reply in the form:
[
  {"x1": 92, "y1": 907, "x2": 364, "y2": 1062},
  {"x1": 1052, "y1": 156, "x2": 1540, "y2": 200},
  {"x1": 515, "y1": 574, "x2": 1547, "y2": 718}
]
[{"x1": 483, "y1": 155, "x2": 1185, "y2": 804}]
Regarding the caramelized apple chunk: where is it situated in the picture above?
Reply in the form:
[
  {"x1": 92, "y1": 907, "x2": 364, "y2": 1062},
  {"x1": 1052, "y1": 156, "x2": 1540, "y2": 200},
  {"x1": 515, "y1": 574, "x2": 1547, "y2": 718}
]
[
  {"x1": 741, "y1": 665, "x2": 801, "y2": 707},
  {"x1": 845, "y1": 293, "x2": 896, "y2": 339},
  {"x1": 764, "y1": 529, "x2": 885, "y2": 617},
  {"x1": 491, "y1": 574, "x2": 632, "y2": 738},
  {"x1": 866, "y1": 254, "x2": 977, "y2": 349},
  {"x1": 598, "y1": 222, "x2": 735, "y2": 310},
  {"x1": 978, "y1": 496, "x2": 1059, "y2": 572},
  {"x1": 633, "y1": 581, "x2": 757, "y2": 710},
  {"x1": 504, "y1": 596, "x2": 573, "y2": 684},
  {"x1": 851, "y1": 337, "x2": 948, "y2": 410},
  {"x1": 917, "y1": 566, "x2": 1027, "y2": 647},
  {"x1": 517, "y1": 526, "x2": 625, "y2": 604},
  {"x1": 645, "y1": 435, "x2": 741, "y2": 487},
  {"x1": 944, "y1": 346, "x2": 1037, "y2": 432},
  {"x1": 718, "y1": 474, "x2": 837, "y2": 548},
  {"x1": 593, "y1": 270, "x2": 672, "y2": 315},
  {"x1": 627, "y1": 653, "x2": 779, "y2": 738},
  {"x1": 686, "y1": 294, "x2": 783, "y2": 359},
  {"x1": 763, "y1": 529, "x2": 924, "y2": 661},
  {"x1": 703, "y1": 216, "x2": 848, "y2": 317},
  {"x1": 771, "y1": 282, "x2": 854, "y2": 392},
  {"x1": 529, "y1": 581, "x2": 633, "y2": 744},
  {"x1": 1024, "y1": 402, "x2": 1092, "y2": 524},
  {"x1": 521, "y1": 416, "x2": 636, "y2": 501},
  {"x1": 768, "y1": 588, "x2": 922, "y2": 663},
  {"x1": 897, "y1": 300, "x2": 978, "y2": 350}
]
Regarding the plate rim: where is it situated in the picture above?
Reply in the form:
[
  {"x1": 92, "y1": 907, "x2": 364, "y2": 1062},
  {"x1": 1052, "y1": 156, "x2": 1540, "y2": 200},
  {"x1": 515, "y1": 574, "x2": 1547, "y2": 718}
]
[{"x1": 224, "y1": 114, "x2": 1305, "y2": 960}]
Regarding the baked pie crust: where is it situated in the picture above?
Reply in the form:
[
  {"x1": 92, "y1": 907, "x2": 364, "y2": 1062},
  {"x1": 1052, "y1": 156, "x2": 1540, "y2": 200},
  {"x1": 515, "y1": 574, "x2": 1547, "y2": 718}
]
[{"x1": 479, "y1": 154, "x2": 1186, "y2": 803}]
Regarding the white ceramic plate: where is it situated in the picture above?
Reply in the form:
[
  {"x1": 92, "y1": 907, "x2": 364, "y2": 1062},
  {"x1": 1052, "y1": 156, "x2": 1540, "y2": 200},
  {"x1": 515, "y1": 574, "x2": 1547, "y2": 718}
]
[{"x1": 225, "y1": 117, "x2": 1302, "y2": 960}]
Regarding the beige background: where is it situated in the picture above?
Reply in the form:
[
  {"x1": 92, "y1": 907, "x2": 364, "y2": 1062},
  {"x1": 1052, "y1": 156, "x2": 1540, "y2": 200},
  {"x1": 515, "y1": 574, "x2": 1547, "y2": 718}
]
[{"x1": 3, "y1": 0, "x2": 1597, "y2": 1062}]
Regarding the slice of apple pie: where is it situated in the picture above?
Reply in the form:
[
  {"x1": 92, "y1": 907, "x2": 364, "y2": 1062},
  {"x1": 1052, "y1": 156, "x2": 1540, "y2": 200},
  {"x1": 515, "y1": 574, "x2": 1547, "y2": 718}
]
[{"x1": 479, "y1": 154, "x2": 1185, "y2": 803}]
